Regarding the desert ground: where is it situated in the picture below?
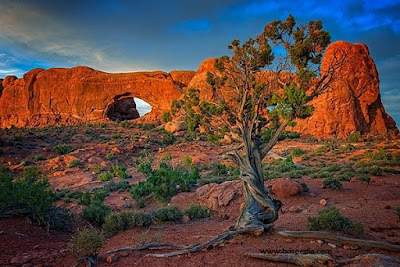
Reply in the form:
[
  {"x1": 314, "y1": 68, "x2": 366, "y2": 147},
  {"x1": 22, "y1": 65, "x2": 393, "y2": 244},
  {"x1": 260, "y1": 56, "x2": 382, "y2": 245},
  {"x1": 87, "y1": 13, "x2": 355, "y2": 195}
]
[{"x1": 0, "y1": 121, "x2": 399, "y2": 266}]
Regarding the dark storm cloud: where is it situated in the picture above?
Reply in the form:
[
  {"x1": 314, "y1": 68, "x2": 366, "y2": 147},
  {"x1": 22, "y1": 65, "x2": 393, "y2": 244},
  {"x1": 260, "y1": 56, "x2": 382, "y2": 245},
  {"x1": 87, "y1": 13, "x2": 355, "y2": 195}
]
[{"x1": 0, "y1": 0, "x2": 399, "y2": 124}]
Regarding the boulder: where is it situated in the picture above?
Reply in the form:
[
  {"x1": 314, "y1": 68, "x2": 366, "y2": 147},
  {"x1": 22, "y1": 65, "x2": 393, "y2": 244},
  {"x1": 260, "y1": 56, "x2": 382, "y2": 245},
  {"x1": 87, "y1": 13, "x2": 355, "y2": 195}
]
[
  {"x1": 165, "y1": 121, "x2": 187, "y2": 133},
  {"x1": 271, "y1": 178, "x2": 303, "y2": 198},
  {"x1": 196, "y1": 180, "x2": 242, "y2": 210}
]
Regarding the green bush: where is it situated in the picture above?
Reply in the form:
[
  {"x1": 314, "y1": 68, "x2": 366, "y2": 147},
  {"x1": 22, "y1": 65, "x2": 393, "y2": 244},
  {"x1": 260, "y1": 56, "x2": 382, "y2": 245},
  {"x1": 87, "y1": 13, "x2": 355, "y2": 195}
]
[
  {"x1": 291, "y1": 148, "x2": 305, "y2": 157},
  {"x1": 83, "y1": 201, "x2": 111, "y2": 226},
  {"x1": 103, "y1": 181, "x2": 131, "y2": 192},
  {"x1": 98, "y1": 171, "x2": 113, "y2": 181},
  {"x1": 110, "y1": 164, "x2": 130, "y2": 179},
  {"x1": 308, "y1": 207, "x2": 364, "y2": 236},
  {"x1": 118, "y1": 120, "x2": 131, "y2": 128},
  {"x1": 348, "y1": 131, "x2": 361, "y2": 143},
  {"x1": 162, "y1": 132, "x2": 176, "y2": 146},
  {"x1": 0, "y1": 166, "x2": 73, "y2": 230},
  {"x1": 54, "y1": 144, "x2": 74, "y2": 155},
  {"x1": 78, "y1": 191, "x2": 91, "y2": 205},
  {"x1": 357, "y1": 174, "x2": 371, "y2": 184},
  {"x1": 184, "y1": 204, "x2": 210, "y2": 220},
  {"x1": 322, "y1": 177, "x2": 342, "y2": 190},
  {"x1": 102, "y1": 211, "x2": 153, "y2": 237},
  {"x1": 69, "y1": 228, "x2": 104, "y2": 262},
  {"x1": 131, "y1": 163, "x2": 199, "y2": 204},
  {"x1": 161, "y1": 111, "x2": 172, "y2": 123},
  {"x1": 67, "y1": 159, "x2": 81, "y2": 168},
  {"x1": 155, "y1": 206, "x2": 183, "y2": 222}
]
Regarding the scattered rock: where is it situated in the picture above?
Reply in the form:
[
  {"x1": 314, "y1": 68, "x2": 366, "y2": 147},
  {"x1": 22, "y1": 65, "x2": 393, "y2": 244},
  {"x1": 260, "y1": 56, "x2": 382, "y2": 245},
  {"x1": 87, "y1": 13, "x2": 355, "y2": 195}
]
[
  {"x1": 327, "y1": 243, "x2": 336, "y2": 248},
  {"x1": 317, "y1": 240, "x2": 324, "y2": 244},
  {"x1": 120, "y1": 252, "x2": 129, "y2": 257},
  {"x1": 343, "y1": 244, "x2": 360, "y2": 250},
  {"x1": 271, "y1": 178, "x2": 303, "y2": 198},
  {"x1": 165, "y1": 121, "x2": 187, "y2": 133},
  {"x1": 309, "y1": 192, "x2": 316, "y2": 197},
  {"x1": 320, "y1": 199, "x2": 328, "y2": 206},
  {"x1": 106, "y1": 254, "x2": 118, "y2": 263},
  {"x1": 196, "y1": 181, "x2": 242, "y2": 210},
  {"x1": 288, "y1": 206, "x2": 300, "y2": 213}
]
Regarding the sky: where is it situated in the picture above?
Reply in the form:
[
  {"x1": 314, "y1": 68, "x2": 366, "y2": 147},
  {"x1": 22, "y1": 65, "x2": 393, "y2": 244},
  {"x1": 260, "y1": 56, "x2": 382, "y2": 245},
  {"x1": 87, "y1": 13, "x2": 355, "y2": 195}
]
[{"x1": 0, "y1": 0, "x2": 399, "y2": 123}]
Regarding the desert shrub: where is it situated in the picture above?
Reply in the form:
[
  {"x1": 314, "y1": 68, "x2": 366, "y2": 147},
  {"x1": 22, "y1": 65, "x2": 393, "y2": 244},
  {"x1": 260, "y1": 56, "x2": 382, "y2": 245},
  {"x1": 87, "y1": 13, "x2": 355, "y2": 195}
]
[
  {"x1": 82, "y1": 201, "x2": 111, "y2": 226},
  {"x1": 92, "y1": 188, "x2": 109, "y2": 202},
  {"x1": 308, "y1": 207, "x2": 364, "y2": 236},
  {"x1": 184, "y1": 204, "x2": 210, "y2": 220},
  {"x1": 198, "y1": 176, "x2": 226, "y2": 185},
  {"x1": 348, "y1": 131, "x2": 361, "y2": 143},
  {"x1": 78, "y1": 191, "x2": 92, "y2": 206},
  {"x1": 161, "y1": 111, "x2": 172, "y2": 123},
  {"x1": 66, "y1": 190, "x2": 84, "y2": 200},
  {"x1": 137, "y1": 162, "x2": 152, "y2": 175},
  {"x1": 69, "y1": 228, "x2": 104, "y2": 262},
  {"x1": 211, "y1": 163, "x2": 227, "y2": 176},
  {"x1": 14, "y1": 135, "x2": 23, "y2": 142},
  {"x1": 300, "y1": 183, "x2": 309, "y2": 192},
  {"x1": 21, "y1": 160, "x2": 32, "y2": 166},
  {"x1": 357, "y1": 174, "x2": 371, "y2": 184},
  {"x1": 90, "y1": 163, "x2": 105, "y2": 174},
  {"x1": 54, "y1": 144, "x2": 74, "y2": 155},
  {"x1": 382, "y1": 167, "x2": 400, "y2": 175},
  {"x1": 155, "y1": 206, "x2": 183, "y2": 222},
  {"x1": 357, "y1": 166, "x2": 382, "y2": 176},
  {"x1": 131, "y1": 163, "x2": 199, "y2": 204},
  {"x1": 182, "y1": 155, "x2": 193, "y2": 168},
  {"x1": 105, "y1": 151, "x2": 115, "y2": 160},
  {"x1": 34, "y1": 155, "x2": 45, "y2": 161},
  {"x1": 98, "y1": 171, "x2": 113, "y2": 181},
  {"x1": 118, "y1": 120, "x2": 131, "y2": 128},
  {"x1": 162, "y1": 132, "x2": 176, "y2": 146},
  {"x1": 280, "y1": 131, "x2": 300, "y2": 140},
  {"x1": 67, "y1": 159, "x2": 81, "y2": 168},
  {"x1": 0, "y1": 166, "x2": 73, "y2": 230},
  {"x1": 367, "y1": 149, "x2": 392, "y2": 161},
  {"x1": 322, "y1": 177, "x2": 342, "y2": 190},
  {"x1": 291, "y1": 148, "x2": 305, "y2": 157},
  {"x1": 102, "y1": 211, "x2": 153, "y2": 237},
  {"x1": 110, "y1": 164, "x2": 130, "y2": 179},
  {"x1": 103, "y1": 180, "x2": 131, "y2": 192}
]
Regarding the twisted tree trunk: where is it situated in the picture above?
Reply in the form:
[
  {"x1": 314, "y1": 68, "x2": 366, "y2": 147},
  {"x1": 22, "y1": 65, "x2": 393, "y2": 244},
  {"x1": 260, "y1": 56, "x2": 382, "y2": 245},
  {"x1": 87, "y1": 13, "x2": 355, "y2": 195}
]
[{"x1": 235, "y1": 127, "x2": 281, "y2": 230}]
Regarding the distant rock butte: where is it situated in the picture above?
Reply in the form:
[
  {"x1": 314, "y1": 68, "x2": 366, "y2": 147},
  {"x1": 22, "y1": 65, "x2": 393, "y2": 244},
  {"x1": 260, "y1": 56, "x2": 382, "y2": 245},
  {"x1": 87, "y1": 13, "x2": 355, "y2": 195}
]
[{"x1": 0, "y1": 41, "x2": 397, "y2": 139}]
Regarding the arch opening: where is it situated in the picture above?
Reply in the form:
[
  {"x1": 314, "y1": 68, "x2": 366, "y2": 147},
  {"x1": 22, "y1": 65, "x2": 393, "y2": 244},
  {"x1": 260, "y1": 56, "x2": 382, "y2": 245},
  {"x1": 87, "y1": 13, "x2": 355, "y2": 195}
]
[
  {"x1": 134, "y1": 98, "x2": 152, "y2": 117},
  {"x1": 105, "y1": 97, "x2": 140, "y2": 121}
]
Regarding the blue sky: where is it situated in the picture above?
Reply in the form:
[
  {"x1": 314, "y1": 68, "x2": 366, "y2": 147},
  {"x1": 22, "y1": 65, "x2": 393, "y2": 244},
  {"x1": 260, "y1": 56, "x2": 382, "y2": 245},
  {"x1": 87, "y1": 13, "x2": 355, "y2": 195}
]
[{"x1": 0, "y1": 0, "x2": 399, "y2": 124}]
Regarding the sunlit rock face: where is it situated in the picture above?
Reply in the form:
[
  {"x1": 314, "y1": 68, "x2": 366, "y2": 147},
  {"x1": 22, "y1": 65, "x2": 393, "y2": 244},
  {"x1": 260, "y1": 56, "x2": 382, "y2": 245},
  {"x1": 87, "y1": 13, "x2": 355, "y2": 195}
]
[
  {"x1": 292, "y1": 41, "x2": 398, "y2": 139},
  {"x1": 0, "y1": 67, "x2": 186, "y2": 127},
  {"x1": 0, "y1": 41, "x2": 397, "y2": 139}
]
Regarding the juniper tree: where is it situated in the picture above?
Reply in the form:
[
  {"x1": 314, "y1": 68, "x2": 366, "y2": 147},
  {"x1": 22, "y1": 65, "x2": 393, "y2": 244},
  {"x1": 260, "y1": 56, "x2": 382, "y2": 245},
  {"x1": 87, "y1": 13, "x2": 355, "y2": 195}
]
[{"x1": 172, "y1": 15, "x2": 344, "y2": 231}]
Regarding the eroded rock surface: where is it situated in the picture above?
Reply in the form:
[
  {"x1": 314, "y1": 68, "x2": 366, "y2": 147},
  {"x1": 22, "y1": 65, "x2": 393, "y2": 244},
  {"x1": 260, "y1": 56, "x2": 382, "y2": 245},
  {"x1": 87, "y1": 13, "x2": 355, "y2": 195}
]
[{"x1": 0, "y1": 41, "x2": 397, "y2": 139}]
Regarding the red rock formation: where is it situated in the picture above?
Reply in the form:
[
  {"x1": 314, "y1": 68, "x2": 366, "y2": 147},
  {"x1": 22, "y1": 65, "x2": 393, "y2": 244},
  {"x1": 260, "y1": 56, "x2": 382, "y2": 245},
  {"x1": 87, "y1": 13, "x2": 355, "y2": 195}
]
[
  {"x1": 0, "y1": 41, "x2": 397, "y2": 139},
  {"x1": 0, "y1": 67, "x2": 183, "y2": 127},
  {"x1": 292, "y1": 41, "x2": 398, "y2": 138}
]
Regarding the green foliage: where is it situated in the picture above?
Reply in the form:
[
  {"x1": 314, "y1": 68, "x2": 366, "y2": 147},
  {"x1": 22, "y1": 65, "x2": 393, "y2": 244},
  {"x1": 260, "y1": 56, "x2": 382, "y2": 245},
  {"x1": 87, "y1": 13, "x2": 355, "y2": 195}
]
[
  {"x1": 0, "y1": 166, "x2": 72, "y2": 230},
  {"x1": 308, "y1": 207, "x2": 364, "y2": 236},
  {"x1": 155, "y1": 206, "x2": 183, "y2": 222},
  {"x1": 90, "y1": 163, "x2": 105, "y2": 174},
  {"x1": 182, "y1": 155, "x2": 193, "y2": 168},
  {"x1": 34, "y1": 155, "x2": 45, "y2": 161},
  {"x1": 366, "y1": 149, "x2": 392, "y2": 161},
  {"x1": 291, "y1": 148, "x2": 305, "y2": 157},
  {"x1": 78, "y1": 191, "x2": 92, "y2": 206},
  {"x1": 322, "y1": 177, "x2": 343, "y2": 190},
  {"x1": 14, "y1": 135, "x2": 22, "y2": 142},
  {"x1": 110, "y1": 164, "x2": 130, "y2": 179},
  {"x1": 162, "y1": 132, "x2": 176, "y2": 145},
  {"x1": 69, "y1": 228, "x2": 104, "y2": 261},
  {"x1": 161, "y1": 111, "x2": 172, "y2": 123},
  {"x1": 357, "y1": 174, "x2": 371, "y2": 184},
  {"x1": 348, "y1": 132, "x2": 361, "y2": 143},
  {"x1": 102, "y1": 211, "x2": 153, "y2": 237},
  {"x1": 118, "y1": 120, "x2": 131, "y2": 128},
  {"x1": 67, "y1": 159, "x2": 81, "y2": 168},
  {"x1": 54, "y1": 144, "x2": 74, "y2": 155},
  {"x1": 98, "y1": 171, "x2": 113, "y2": 182},
  {"x1": 82, "y1": 201, "x2": 111, "y2": 226},
  {"x1": 131, "y1": 163, "x2": 199, "y2": 204},
  {"x1": 103, "y1": 180, "x2": 131, "y2": 192},
  {"x1": 184, "y1": 204, "x2": 210, "y2": 220}
]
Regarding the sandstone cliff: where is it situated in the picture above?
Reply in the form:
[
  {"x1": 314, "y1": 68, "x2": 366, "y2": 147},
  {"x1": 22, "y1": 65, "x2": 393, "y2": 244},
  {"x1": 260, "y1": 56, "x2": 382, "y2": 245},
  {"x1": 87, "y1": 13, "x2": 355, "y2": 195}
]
[{"x1": 0, "y1": 41, "x2": 397, "y2": 139}]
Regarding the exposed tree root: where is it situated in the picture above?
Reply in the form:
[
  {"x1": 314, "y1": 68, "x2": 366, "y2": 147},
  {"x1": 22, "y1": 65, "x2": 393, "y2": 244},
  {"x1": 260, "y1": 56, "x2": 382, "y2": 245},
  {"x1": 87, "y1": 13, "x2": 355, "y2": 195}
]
[
  {"x1": 246, "y1": 252, "x2": 400, "y2": 266},
  {"x1": 104, "y1": 242, "x2": 196, "y2": 255},
  {"x1": 104, "y1": 227, "x2": 263, "y2": 258},
  {"x1": 245, "y1": 252, "x2": 336, "y2": 267},
  {"x1": 277, "y1": 230, "x2": 400, "y2": 252}
]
